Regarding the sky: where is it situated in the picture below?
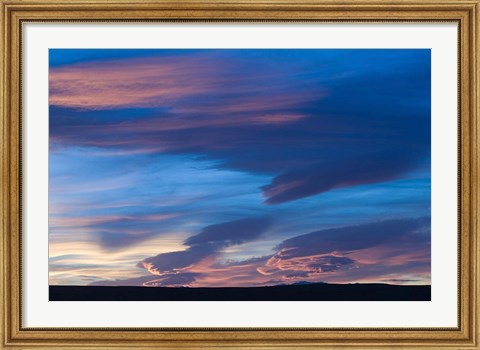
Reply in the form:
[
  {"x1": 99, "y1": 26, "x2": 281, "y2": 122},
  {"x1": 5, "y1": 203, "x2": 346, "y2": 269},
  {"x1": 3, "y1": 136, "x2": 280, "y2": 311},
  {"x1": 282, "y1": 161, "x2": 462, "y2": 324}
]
[{"x1": 49, "y1": 49, "x2": 431, "y2": 287}]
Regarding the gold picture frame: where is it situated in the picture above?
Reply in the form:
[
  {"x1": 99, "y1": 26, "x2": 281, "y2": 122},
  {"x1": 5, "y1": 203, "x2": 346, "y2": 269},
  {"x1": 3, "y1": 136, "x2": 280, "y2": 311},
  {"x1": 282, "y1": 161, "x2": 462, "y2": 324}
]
[{"x1": 1, "y1": 0, "x2": 479, "y2": 348}]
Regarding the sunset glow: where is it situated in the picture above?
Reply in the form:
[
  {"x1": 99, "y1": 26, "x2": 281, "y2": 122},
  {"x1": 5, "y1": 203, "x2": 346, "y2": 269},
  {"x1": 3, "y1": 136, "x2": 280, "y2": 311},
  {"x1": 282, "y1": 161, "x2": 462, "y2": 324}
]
[{"x1": 49, "y1": 49, "x2": 431, "y2": 288}]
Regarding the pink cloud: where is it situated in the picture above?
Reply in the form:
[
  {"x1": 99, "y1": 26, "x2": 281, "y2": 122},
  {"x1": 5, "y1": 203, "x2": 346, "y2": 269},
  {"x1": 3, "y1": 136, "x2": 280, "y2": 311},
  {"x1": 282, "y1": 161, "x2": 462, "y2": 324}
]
[
  {"x1": 49, "y1": 53, "x2": 322, "y2": 132},
  {"x1": 49, "y1": 55, "x2": 218, "y2": 110}
]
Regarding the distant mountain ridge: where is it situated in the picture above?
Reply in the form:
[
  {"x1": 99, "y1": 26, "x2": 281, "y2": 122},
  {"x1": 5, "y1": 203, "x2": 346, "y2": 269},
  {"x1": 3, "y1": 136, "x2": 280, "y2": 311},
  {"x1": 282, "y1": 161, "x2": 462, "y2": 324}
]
[{"x1": 50, "y1": 283, "x2": 431, "y2": 301}]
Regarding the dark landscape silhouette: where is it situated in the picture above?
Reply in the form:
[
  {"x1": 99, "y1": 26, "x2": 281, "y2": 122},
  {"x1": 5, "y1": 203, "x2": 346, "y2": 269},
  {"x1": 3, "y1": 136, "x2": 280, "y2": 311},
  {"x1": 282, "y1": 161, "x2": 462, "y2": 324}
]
[{"x1": 50, "y1": 283, "x2": 431, "y2": 301}]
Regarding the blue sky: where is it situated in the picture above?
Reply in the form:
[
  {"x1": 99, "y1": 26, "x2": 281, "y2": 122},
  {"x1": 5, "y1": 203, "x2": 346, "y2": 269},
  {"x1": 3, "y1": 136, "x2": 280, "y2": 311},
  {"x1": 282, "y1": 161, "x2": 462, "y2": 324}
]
[{"x1": 49, "y1": 49, "x2": 431, "y2": 287}]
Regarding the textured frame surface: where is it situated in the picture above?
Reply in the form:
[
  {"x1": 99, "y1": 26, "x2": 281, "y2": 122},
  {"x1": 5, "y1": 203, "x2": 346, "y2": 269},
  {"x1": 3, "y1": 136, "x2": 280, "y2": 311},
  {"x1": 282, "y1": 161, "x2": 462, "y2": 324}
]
[{"x1": 1, "y1": 1, "x2": 479, "y2": 349}]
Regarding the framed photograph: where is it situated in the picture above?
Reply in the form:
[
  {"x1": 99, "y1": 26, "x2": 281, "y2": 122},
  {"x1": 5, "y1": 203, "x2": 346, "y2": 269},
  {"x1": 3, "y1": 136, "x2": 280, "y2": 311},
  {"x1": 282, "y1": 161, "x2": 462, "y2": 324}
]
[{"x1": 1, "y1": 0, "x2": 479, "y2": 349}]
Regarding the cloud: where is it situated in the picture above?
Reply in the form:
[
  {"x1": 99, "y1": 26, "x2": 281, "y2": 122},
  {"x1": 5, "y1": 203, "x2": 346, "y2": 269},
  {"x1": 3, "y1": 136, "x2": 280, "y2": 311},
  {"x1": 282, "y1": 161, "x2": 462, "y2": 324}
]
[
  {"x1": 284, "y1": 272, "x2": 310, "y2": 279},
  {"x1": 139, "y1": 217, "x2": 272, "y2": 275},
  {"x1": 49, "y1": 54, "x2": 217, "y2": 110},
  {"x1": 261, "y1": 153, "x2": 420, "y2": 204},
  {"x1": 49, "y1": 51, "x2": 321, "y2": 117},
  {"x1": 143, "y1": 273, "x2": 200, "y2": 287},
  {"x1": 90, "y1": 275, "x2": 160, "y2": 286},
  {"x1": 279, "y1": 255, "x2": 355, "y2": 273},
  {"x1": 184, "y1": 217, "x2": 272, "y2": 247},
  {"x1": 382, "y1": 279, "x2": 421, "y2": 283},
  {"x1": 89, "y1": 273, "x2": 200, "y2": 287},
  {"x1": 50, "y1": 213, "x2": 180, "y2": 250},
  {"x1": 50, "y1": 50, "x2": 431, "y2": 204},
  {"x1": 91, "y1": 216, "x2": 431, "y2": 287},
  {"x1": 48, "y1": 50, "x2": 432, "y2": 287},
  {"x1": 140, "y1": 245, "x2": 214, "y2": 274},
  {"x1": 276, "y1": 217, "x2": 429, "y2": 258},
  {"x1": 141, "y1": 216, "x2": 429, "y2": 286},
  {"x1": 51, "y1": 213, "x2": 177, "y2": 229},
  {"x1": 259, "y1": 217, "x2": 430, "y2": 277},
  {"x1": 216, "y1": 255, "x2": 272, "y2": 267}
]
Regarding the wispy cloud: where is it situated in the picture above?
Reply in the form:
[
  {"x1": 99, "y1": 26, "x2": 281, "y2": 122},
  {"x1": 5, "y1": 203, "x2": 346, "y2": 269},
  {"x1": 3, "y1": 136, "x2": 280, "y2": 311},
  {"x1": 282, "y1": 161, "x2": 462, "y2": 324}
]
[
  {"x1": 258, "y1": 217, "x2": 430, "y2": 282},
  {"x1": 50, "y1": 50, "x2": 430, "y2": 204},
  {"x1": 90, "y1": 216, "x2": 430, "y2": 287},
  {"x1": 139, "y1": 217, "x2": 272, "y2": 276},
  {"x1": 49, "y1": 49, "x2": 431, "y2": 287}
]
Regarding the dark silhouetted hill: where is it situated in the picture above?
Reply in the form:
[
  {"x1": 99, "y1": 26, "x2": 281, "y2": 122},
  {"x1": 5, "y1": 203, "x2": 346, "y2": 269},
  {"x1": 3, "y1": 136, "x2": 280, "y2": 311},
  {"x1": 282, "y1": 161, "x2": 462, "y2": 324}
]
[{"x1": 50, "y1": 283, "x2": 430, "y2": 301}]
